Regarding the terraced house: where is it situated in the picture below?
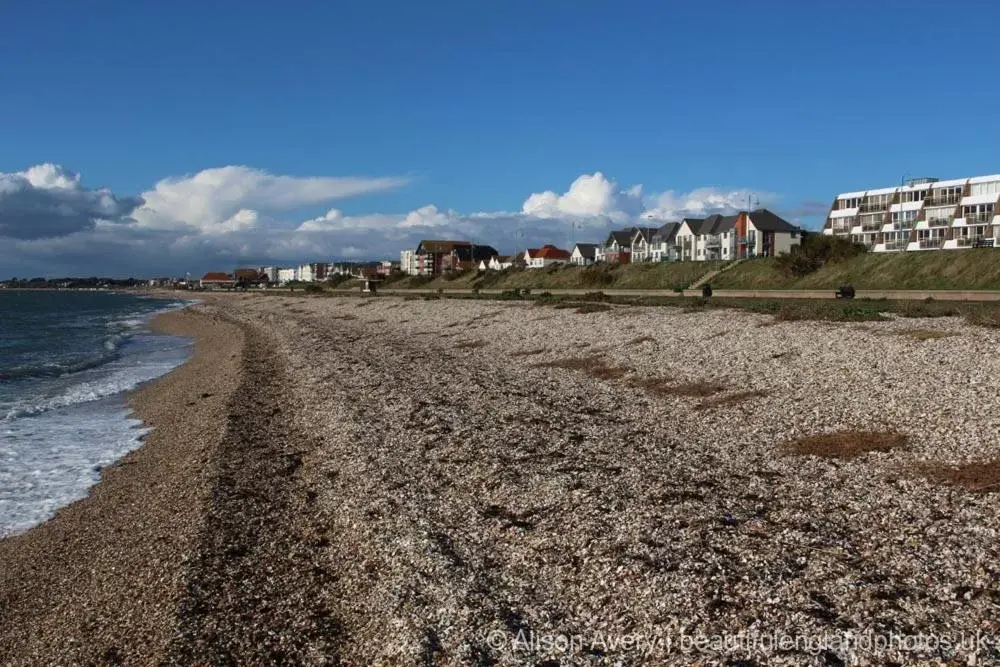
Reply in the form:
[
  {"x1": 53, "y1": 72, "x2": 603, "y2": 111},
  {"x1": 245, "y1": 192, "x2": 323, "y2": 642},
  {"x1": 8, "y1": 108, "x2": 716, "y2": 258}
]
[{"x1": 824, "y1": 174, "x2": 1000, "y2": 251}]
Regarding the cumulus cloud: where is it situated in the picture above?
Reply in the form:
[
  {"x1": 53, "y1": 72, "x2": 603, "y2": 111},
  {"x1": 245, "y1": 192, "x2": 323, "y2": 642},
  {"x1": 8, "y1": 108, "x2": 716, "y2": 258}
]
[
  {"x1": 0, "y1": 165, "x2": 786, "y2": 277},
  {"x1": 132, "y1": 165, "x2": 409, "y2": 232},
  {"x1": 522, "y1": 172, "x2": 644, "y2": 223},
  {"x1": 0, "y1": 164, "x2": 143, "y2": 239},
  {"x1": 642, "y1": 188, "x2": 777, "y2": 221}
]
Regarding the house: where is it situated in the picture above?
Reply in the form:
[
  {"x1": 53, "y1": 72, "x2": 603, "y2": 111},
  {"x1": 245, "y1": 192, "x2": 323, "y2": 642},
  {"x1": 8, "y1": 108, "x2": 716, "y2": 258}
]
[
  {"x1": 524, "y1": 245, "x2": 571, "y2": 268},
  {"x1": 598, "y1": 230, "x2": 635, "y2": 263},
  {"x1": 648, "y1": 222, "x2": 681, "y2": 262},
  {"x1": 672, "y1": 218, "x2": 706, "y2": 262},
  {"x1": 200, "y1": 272, "x2": 235, "y2": 289},
  {"x1": 630, "y1": 227, "x2": 658, "y2": 262},
  {"x1": 734, "y1": 209, "x2": 801, "y2": 258},
  {"x1": 413, "y1": 240, "x2": 499, "y2": 276},
  {"x1": 693, "y1": 214, "x2": 739, "y2": 261},
  {"x1": 824, "y1": 174, "x2": 1000, "y2": 252},
  {"x1": 277, "y1": 268, "x2": 297, "y2": 285},
  {"x1": 488, "y1": 255, "x2": 514, "y2": 271},
  {"x1": 570, "y1": 243, "x2": 599, "y2": 266}
]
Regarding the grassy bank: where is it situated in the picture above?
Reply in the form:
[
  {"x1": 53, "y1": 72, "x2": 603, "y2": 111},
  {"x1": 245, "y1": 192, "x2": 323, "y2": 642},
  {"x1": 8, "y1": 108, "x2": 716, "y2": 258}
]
[
  {"x1": 372, "y1": 261, "x2": 725, "y2": 292},
  {"x1": 711, "y1": 248, "x2": 1000, "y2": 291}
]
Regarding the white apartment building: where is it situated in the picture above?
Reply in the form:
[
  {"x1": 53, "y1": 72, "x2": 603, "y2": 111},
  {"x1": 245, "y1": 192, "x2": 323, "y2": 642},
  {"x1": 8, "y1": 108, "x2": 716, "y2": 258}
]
[
  {"x1": 824, "y1": 174, "x2": 1000, "y2": 251},
  {"x1": 277, "y1": 268, "x2": 297, "y2": 285},
  {"x1": 400, "y1": 250, "x2": 418, "y2": 275}
]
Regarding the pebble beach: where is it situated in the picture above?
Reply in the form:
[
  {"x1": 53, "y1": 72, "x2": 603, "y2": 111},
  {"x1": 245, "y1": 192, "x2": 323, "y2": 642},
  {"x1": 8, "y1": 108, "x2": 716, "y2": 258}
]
[{"x1": 2, "y1": 293, "x2": 999, "y2": 665}]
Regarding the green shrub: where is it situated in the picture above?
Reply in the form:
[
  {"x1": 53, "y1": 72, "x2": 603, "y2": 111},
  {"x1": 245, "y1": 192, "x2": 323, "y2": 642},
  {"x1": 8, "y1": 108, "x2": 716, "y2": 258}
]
[{"x1": 773, "y1": 235, "x2": 867, "y2": 277}]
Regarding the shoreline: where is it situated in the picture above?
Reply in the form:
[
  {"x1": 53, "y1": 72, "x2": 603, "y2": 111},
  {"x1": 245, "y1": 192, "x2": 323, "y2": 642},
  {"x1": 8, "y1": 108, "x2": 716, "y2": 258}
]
[{"x1": 0, "y1": 306, "x2": 245, "y2": 664}]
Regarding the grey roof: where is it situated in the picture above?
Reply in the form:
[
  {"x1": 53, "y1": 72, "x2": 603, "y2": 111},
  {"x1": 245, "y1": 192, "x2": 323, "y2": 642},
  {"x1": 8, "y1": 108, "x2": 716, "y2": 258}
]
[
  {"x1": 572, "y1": 243, "x2": 599, "y2": 259},
  {"x1": 677, "y1": 217, "x2": 705, "y2": 234},
  {"x1": 748, "y1": 208, "x2": 799, "y2": 233},
  {"x1": 631, "y1": 226, "x2": 658, "y2": 243},
  {"x1": 699, "y1": 213, "x2": 739, "y2": 234},
  {"x1": 651, "y1": 221, "x2": 680, "y2": 244},
  {"x1": 605, "y1": 229, "x2": 635, "y2": 248}
]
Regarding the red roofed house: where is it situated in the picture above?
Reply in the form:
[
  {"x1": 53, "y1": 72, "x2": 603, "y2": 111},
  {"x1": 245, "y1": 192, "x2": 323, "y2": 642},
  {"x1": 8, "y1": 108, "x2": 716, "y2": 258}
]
[
  {"x1": 200, "y1": 272, "x2": 235, "y2": 289},
  {"x1": 523, "y1": 244, "x2": 572, "y2": 269}
]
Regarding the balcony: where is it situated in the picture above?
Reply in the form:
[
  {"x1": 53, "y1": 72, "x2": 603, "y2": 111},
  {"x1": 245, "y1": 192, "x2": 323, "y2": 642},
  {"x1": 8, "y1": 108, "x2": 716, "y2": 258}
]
[
  {"x1": 927, "y1": 217, "x2": 953, "y2": 228},
  {"x1": 860, "y1": 222, "x2": 883, "y2": 232},
  {"x1": 919, "y1": 238, "x2": 943, "y2": 249},
  {"x1": 963, "y1": 212, "x2": 995, "y2": 225},
  {"x1": 926, "y1": 195, "x2": 961, "y2": 207},
  {"x1": 858, "y1": 202, "x2": 889, "y2": 214},
  {"x1": 884, "y1": 239, "x2": 909, "y2": 251},
  {"x1": 703, "y1": 234, "x2": 721, "y2": 248}
]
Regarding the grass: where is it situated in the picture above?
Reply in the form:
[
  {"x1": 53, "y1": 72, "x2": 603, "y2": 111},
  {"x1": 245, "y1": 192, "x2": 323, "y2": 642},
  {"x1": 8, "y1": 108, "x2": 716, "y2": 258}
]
[
  {"x1": 387, "y1": 261, "x2": 724, "y2": 292},
  {"x1": 711, "y1": 249, "x2": 1000, "y2": 291},
  {"x1": 782, "y1": 430, "x2": 908, "y2": 459}
]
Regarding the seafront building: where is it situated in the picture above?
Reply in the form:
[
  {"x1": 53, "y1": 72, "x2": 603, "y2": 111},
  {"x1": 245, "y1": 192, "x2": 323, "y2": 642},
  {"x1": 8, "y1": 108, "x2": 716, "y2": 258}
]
[{"x1": 824, "y1": 174, "x2": 1000, "y2": 251}]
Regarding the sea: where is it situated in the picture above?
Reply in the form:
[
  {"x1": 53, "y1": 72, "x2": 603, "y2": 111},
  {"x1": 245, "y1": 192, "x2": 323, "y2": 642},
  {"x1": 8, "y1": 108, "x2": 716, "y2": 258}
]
[{"x1": 0, "y1": 290, "x2": 195, "y2": 537}]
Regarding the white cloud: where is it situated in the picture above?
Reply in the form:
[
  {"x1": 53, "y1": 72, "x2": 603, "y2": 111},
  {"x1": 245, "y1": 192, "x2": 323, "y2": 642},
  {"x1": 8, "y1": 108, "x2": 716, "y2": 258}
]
[
  {"x1": 0, "y1": 165, "x2": 786, "y2": 277},
  {"x1": 132, "y1": 165, "x2": 409, "y2": 232},
  {"x1": 643, "y1": 188, "x2": 777, "y2": 221},
  {"x1": 521, "y1": 172, "x2": 644, "y2": 223}
]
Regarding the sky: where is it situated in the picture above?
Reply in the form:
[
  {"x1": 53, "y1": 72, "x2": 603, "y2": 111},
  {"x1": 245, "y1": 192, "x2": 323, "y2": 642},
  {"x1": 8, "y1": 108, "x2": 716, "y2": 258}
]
[{"x1": 2, "y1": 0, "x2": 1000, "y2": 277}]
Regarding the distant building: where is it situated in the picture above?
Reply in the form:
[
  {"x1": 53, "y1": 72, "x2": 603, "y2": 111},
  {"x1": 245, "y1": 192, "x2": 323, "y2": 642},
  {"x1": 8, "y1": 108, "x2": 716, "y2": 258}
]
[
  {"x1": 570, "y1": 243, "x2": 599, "y2": 266},
  {"x1": 598, "y1": 230, "x2": 635, "y2": 264},
  {"x1": 487, "y1": 255, "x2": 514, "y2": 271},
  {"x1": 234, "y1": 268, "x2": 267, "y2": 286},
  {"x1": 200, "y1": 272, "x2": 235, "y2": 289},
  {"x1": 400, "y1": 250, "x2": 418, "y2": 275},
  {"x1": 277, "y1": 268, "x2": 297, "y2": 285},
  {"x1": 524, "y1": 245, "x2": 571, "y2": 268},
  {"x1": 413, "y1": 240, "x2": 498, "y2": 276}
]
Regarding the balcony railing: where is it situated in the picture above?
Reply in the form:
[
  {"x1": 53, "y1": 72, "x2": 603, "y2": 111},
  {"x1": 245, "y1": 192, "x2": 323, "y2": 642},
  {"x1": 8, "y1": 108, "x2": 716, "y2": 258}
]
[
  {"x1": 926, "y1": 195, "x2": 961, "y2": 207},
  {"x1": 860, "y1": 223, "x2": 883, "y2": 232},
  {"x1": 884, "y1": 239, "x2": 909, "y2": 251},
  {"x1": 963, "y1": 212, "x2": 995, "y2": 225},
  {"x1": 703, "y1": 235, "x2": 721, "y2": 248},
  {"x1": 889, "y1": 221, "x2": 915, "y2": 230},
  {"x1": 858, "y1": 202, "x2": 889, "y2": 214},
  {"x1": 927, "y1": 217, "x2": 953, "y2": 227},
  {"x1": 919, "y1": 238, "x2": 943, "y2": 249}
]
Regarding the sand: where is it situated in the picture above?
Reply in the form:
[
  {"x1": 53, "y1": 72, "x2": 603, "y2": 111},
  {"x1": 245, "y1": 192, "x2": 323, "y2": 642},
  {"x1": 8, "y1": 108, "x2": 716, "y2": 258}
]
[{"x1": 2, "y1": 293, "x2": 1000, "y2": 665}]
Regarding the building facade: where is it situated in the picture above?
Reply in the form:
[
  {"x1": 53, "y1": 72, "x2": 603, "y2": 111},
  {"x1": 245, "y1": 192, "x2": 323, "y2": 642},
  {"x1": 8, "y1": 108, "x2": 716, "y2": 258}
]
[{"x1": 824, "y1": 175, "x2": 1000, "y2": 252}]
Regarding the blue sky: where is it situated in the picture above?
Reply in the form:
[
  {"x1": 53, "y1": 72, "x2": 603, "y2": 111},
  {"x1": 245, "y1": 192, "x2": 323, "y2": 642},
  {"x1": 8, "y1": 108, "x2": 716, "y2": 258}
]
[{"x1": 2, "y1": 0, "x2": 1000, "y2": 275}]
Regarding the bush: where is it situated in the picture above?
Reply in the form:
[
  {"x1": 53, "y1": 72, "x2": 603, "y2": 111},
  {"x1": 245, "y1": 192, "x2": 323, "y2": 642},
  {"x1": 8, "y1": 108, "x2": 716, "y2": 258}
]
[
  {"x1": 325, "y1": 274, "x2": 352, "y2": 288},
  {"x1": 773, "y1": 235, "x2": 867, "y2": 277},
  {"x1": 580, "y1": 265, "x2": 615, "y2": 288},
  {"x1": 303, "y1": 283, "x2": 325, "y2": 294}
]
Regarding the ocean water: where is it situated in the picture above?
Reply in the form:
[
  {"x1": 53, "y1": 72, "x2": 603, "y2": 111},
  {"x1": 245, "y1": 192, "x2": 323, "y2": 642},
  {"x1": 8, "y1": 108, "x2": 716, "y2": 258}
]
[{"x1": 0, "y1": 290, "x2": 195, "y2": 537}]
